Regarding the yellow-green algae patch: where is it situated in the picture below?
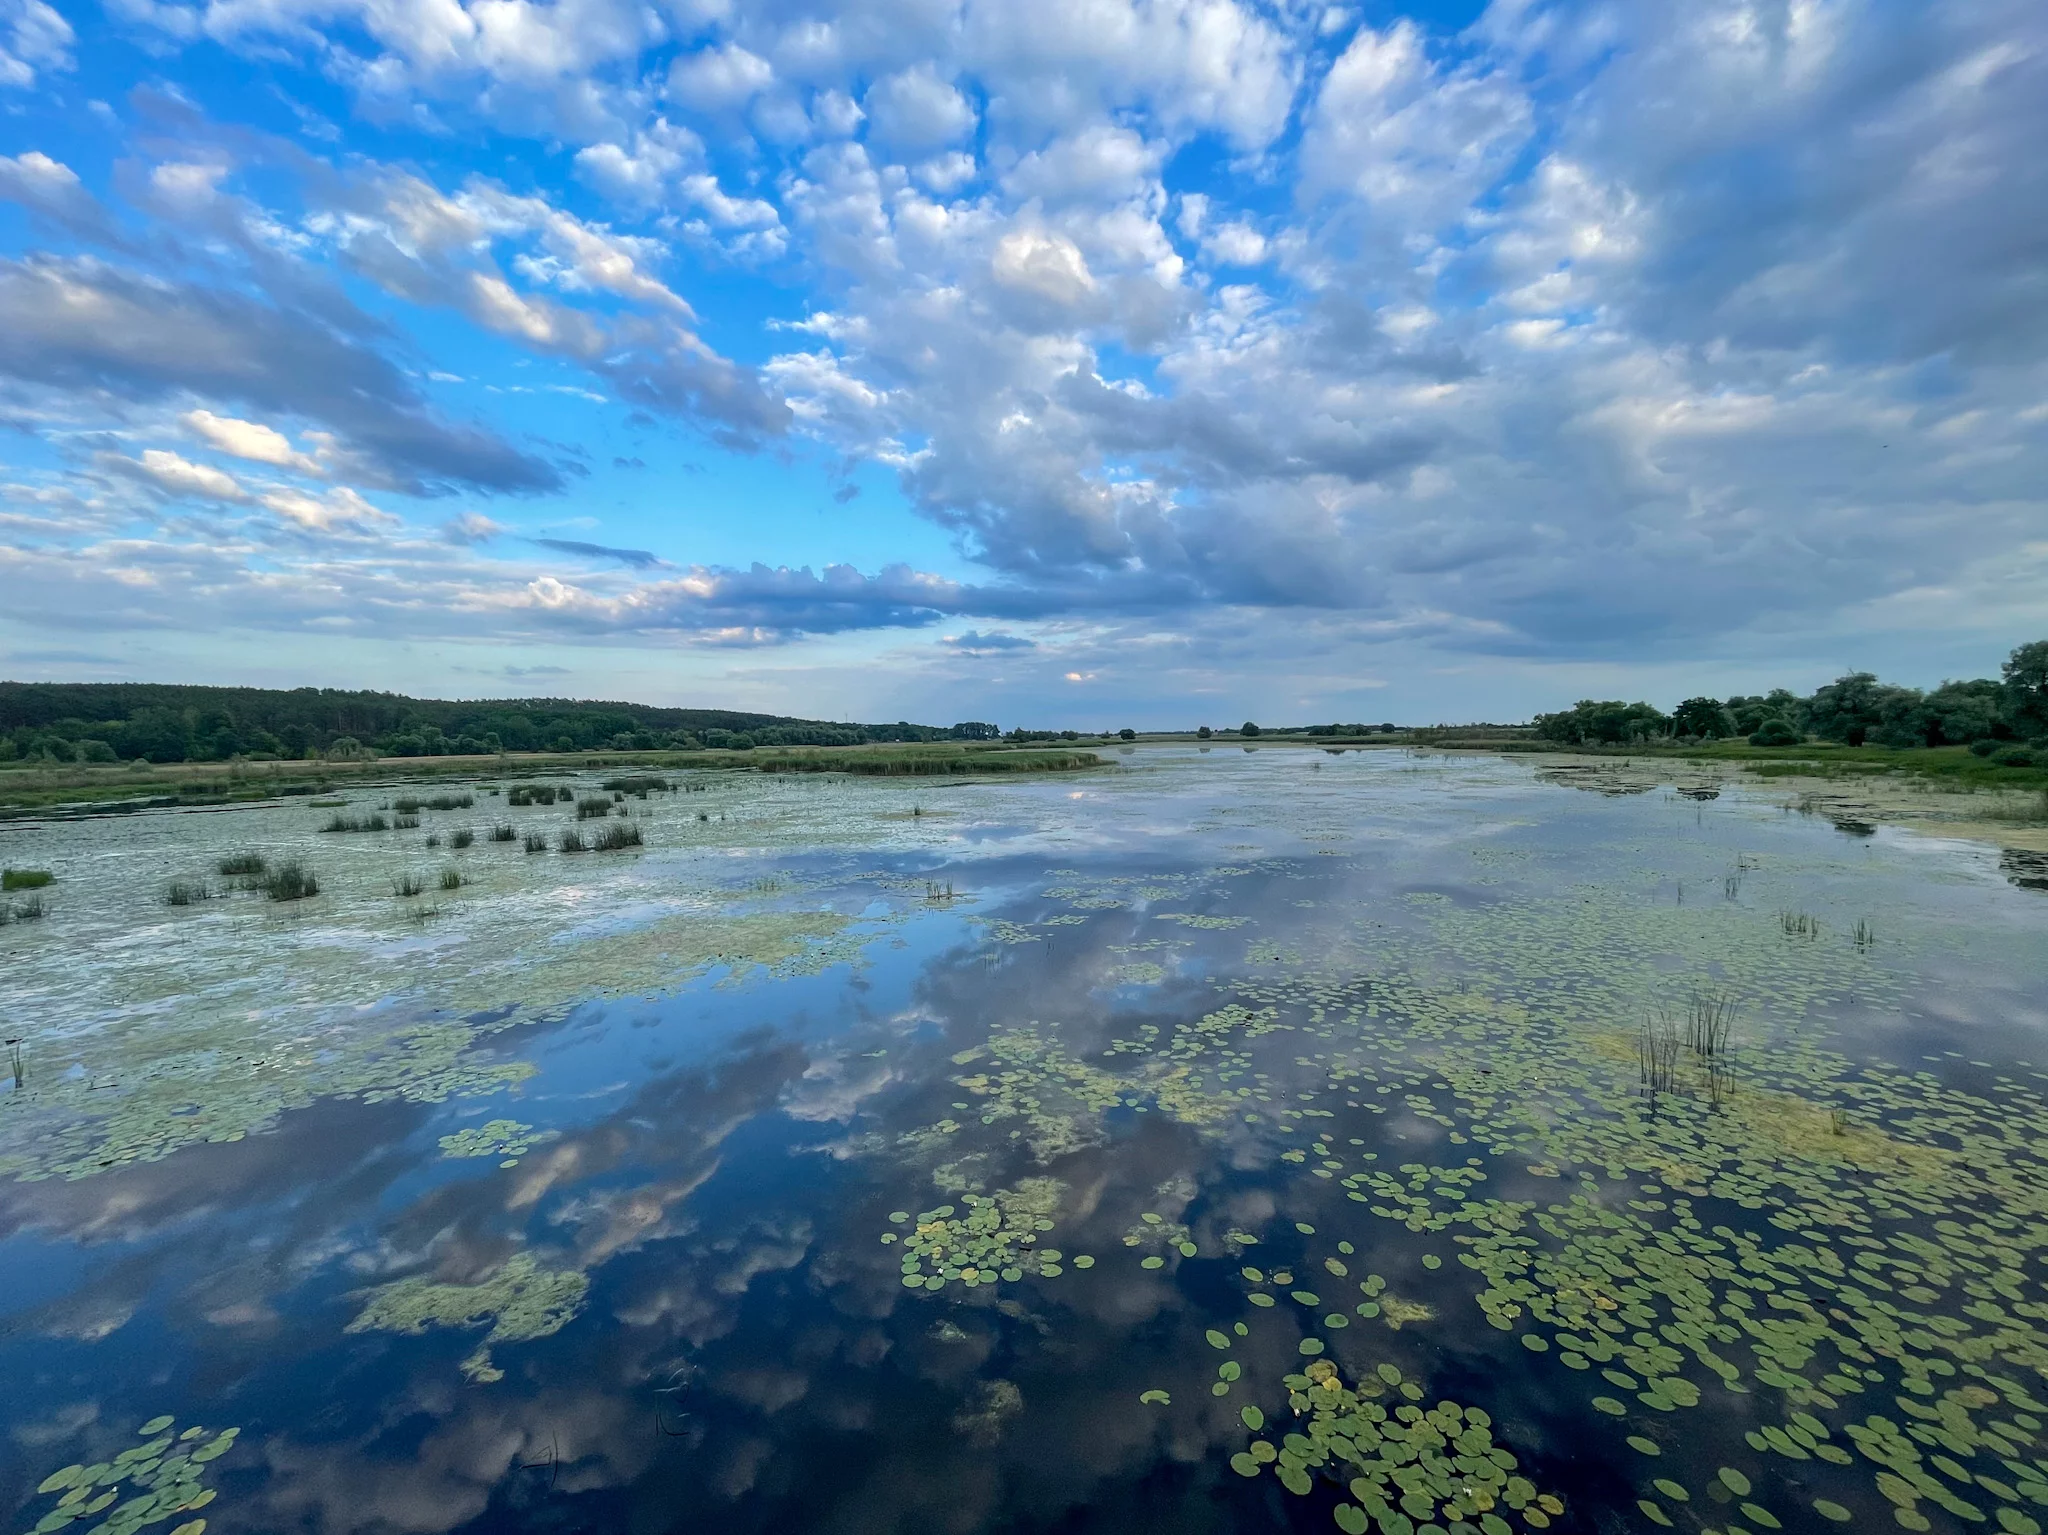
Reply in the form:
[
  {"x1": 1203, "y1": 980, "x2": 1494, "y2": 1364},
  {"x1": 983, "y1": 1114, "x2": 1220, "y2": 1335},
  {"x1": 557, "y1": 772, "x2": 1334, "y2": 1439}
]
[{"x1": 345, "y1": 1251, "x2": 588, "y2": 1384}]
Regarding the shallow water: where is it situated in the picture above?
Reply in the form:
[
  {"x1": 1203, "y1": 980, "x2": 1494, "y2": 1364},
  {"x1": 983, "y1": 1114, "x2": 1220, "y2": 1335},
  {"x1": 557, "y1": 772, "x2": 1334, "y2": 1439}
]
[{"x1": 1, "y1": 749, "x2": 2045, "y2": 1535}]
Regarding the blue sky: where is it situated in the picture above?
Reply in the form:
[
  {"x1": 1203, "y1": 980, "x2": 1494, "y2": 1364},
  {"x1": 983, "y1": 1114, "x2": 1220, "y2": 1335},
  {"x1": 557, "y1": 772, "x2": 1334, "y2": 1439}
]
[{"x1": 0, "y1": 0, "x2": 2043, "y2": 728}]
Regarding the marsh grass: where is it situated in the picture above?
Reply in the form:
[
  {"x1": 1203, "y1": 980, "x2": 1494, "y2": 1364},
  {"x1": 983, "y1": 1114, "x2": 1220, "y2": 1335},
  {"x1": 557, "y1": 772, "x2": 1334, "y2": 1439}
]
[
  {"x1": 321, "y1": 813, "x2": 389, "y2": 834},
  {"x1": 2, "y1": 869, "x2": 53, "y2": 891},
  {"x1": 925, "y1": 879, "x2": 957, "y2": 903},
  {"x1": 6, "y1": 1038, "x2": 22, "y2": 1089},
  {"x1": 424, "y1": 833, "x2": 440, "y2": 848},
  {"x1": 557, "y1": 828, "x2": 587, "y2": 853},
  {"x1": 575, "y1": 796, "x2": 613, "y2": 820},
  {"x1": 393, "y1": 873, "x2": 425, "y2": 898},
  {"x1": 450, "y1": 828, "x2": 475, "y2": 849},
  {"x1": 438, "y1": 868, "x2": 467, "y2": 891},
  {"x1": 489, "y1": 824, "x2": 517, "y2": 842},
  {"x1": 591, "y1": 821, "x2": 643, "y2": 851},
  {"x1": 1852, "y1": 917, "x2": 1876, "y2": 951},
  {"x1": 602, "y1": 775, "x2": 669, "y2": 794},
  {"x1": 164, "y1": 878, "x2": 213, "y2": 906},
  {"x1": 404, "y1": 901, "x2": 443, "y2": 922},
  {"x1": 507, "y1": 785, "x2": 562, "y2": 806},
  {"x1": 523, "y1": 832, "x2": 547, "y2": 853},
  {"x1": 1684, "y1": 987, "x2": 1735, "y2": 1060},
  {"x1": 394, "y1": 797, "x2": 423, "y2": 815},
  {"x1": 1779, "y1": 910, "x2": 1820, "y2": 939},
  {"x1": 263, "y1": 862, "x2": 319, "y2": 901},
  {"x1": 217, "y1": 853, "x2": 266, "y2": 877},
  {"x1": 1638, "y1": 1010, "x2": 1681, "y2": 1097},
  {"x1": 427, "y1": 793, "x2": 474, "y2": 811},
  {"x1": 393, "y1": 813, "x2": 420, "y2": 830}
]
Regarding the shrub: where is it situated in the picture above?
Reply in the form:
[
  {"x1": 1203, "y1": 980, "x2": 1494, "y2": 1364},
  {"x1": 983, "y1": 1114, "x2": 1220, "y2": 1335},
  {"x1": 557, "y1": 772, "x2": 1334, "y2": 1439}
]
[
  {"x1": 10, "y1": 894, "x2": 45, "y2": 920},
  {"x1": 1748, "y1": 719, "x2": 1800, "y2": 747},
  {"x1": 264, "y1": 863, "x2": 319, "y2": 901},
  {"x1": 602, "y1": 775, "x2": 669, "y2": 793},
  {"x1": 1970, "y1": 738, "x2": 2003, "y2": 757},
  {"x1": 2, "y1": 869, "x2": 54, "y2": 891},
  {"x1": 1992, "y1": 746, "x2": 2038, "y2": 768}
]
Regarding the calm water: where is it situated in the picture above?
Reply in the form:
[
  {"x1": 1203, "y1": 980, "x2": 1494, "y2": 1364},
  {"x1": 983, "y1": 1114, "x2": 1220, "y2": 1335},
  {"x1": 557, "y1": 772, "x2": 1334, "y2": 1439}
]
[{"x1": 2, "y1": 749, "x2": 2044, "y2": 1535}]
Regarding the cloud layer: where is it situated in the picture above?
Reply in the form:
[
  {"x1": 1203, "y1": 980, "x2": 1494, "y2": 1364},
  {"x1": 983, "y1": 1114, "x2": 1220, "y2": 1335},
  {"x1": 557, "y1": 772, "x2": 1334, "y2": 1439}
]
[{"x1": 0, "y1": 0, "x2": 2043, "y2": 715}]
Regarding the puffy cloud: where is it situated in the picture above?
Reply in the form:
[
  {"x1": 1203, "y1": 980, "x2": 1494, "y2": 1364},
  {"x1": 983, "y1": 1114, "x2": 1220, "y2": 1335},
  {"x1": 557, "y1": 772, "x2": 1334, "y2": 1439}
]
[
  {"x1": 863, "y1": 65, "x2": 976, "y2": 154},
  {"x1": 667, "y1": 40, "x2": 774, "y2": 112},
  {"x1": 181, "y1": 409, "x2": 321, "y2": 472}
]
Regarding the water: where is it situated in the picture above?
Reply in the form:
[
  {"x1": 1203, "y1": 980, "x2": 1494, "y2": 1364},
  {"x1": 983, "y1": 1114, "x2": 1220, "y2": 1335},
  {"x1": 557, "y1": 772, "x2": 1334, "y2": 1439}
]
[{"x1": 1, "y1": 749, "x2": 2044, "y2": 1535}]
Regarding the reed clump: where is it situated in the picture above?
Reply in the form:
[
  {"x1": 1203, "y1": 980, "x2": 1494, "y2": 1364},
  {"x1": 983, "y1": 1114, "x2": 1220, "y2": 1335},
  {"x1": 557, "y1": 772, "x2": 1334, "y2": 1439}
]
[
  {"x1": 558, "y1": 829, "x2": 587, "y2": 853},
  {"x1": 2, "y1": 869, "x2": 54, "y2": 891},
  {"x1": 591, "y1": 821, "x2": 643, "y2": 851},
  {"x1": 602, "y1": 775, "x2": 669, "y2": 795},
  {"x1": 427, "y1": 793, "x2": 474, "y2": 811},
  {"x1": 321, "y1": 813, "x2": 389, "y2": 834},
  {"x1": 394, "y1": 813, "x2": 420, "y2": 830},
  {"x1": 393, "y1": 873, "x2": 424, "y2": 898},
  {"x1": 217, "y1": 853, "x2": 266, "y2": 877},
  {"x1": 576, "y1": 796, "x2": 614, "y2": 820},
  {"x1": 450, "y1": 828, "x2": 475, "y2": 849},
  {"x1": 263, "y1": 862, "x2": 319, "y2": 901},
  {"x1": 489, "y1": 824, "x2": 517, "y2": 842},
  {"x1": 507, "y1": 784, "x2": 563, "y2": 806},
  {"x1": 164, "y1": 878, "x2": 212, "y2": 906},
  {"x1": 1779, "y1": 910, "x2": 1820, "y2": 939},
  {"x1": 438, "y1": 868, "x2": 467, "y2": 891},
  {"x1": 523, "y1": 832, "x2": 548, "y2": 853}
]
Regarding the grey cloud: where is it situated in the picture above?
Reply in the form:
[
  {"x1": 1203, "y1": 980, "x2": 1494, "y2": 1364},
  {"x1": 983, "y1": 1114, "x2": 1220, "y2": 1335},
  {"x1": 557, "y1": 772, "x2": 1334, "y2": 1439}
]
[
  {"x1": 533, "y1": 537, "x2": 667, "y2": 569},
  {"x1": 942, "y1": 629, "x2": 1036, "y2": 654},
  {"x1": 0, "y1": 256, "x2": 561, "y2": 495}
]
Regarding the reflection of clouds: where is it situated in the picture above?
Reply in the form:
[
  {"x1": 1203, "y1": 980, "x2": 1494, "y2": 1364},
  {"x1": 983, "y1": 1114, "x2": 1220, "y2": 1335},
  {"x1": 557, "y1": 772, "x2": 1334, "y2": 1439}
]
[
  {"x1": 780, "y1": 1048, "x2": 899, "y2": 1124},
  {"x1": 550, "y1": 1165, "x2": 714, "y2": 1267},
  {"x1": 257, "y1": 1386, "x2": 654, "y2": 1535},
  {"x1": 10, "y1": 1401, "x2": 98, "y2": 1448}
]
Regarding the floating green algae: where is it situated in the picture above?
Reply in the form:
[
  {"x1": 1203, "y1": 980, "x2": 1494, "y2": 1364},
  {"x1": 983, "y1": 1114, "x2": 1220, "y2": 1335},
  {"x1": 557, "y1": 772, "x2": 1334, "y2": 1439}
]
[
  {"x1": 21, "y1": 1416, "x2": 236, "y2": 1535},
  {"x1": 345, "y1": 1251, "x2": 588, "y2": 1384}
]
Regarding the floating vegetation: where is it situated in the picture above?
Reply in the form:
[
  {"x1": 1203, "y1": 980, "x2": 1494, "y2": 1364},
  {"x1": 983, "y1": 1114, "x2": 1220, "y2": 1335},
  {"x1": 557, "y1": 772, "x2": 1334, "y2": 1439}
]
[
  {"x1": 1231, "y1": 1356, "x2": 1565, "y2": 1533},
  {"x1": 437, "y1": 1117, "x2": 555, "y2": 1164},
  {"x1": 885, "y1": 1180, "x2": 1067, "y2": 1290},
  {"x1": 320, "y1": 813, "x2": 388, "y2": 834},
  {"x1": 951, "y1": 1379, "x2": 1024, "y2": 1446},
  {"x1": 3, "y1": 867, "x2": 54, "y2": 890},
  {"x1": 215, "y1": 853, "x2": 265, "y2": 877},
  {"x1": 19, "y1": 1415, "x2": 237, "y2": 1535},
  {"x1": 262, "y1": 862, "x2": 318, "y2": 901},
  {"x1": 1154, "y1": 912, "x2": 1249, "y2": 929},
  {"x1": 590, "y1": 821, "x2": 643, "y2": 851},
  {"x1": 345, "y1": 1252, "x2": 588, "y2": 1384}
]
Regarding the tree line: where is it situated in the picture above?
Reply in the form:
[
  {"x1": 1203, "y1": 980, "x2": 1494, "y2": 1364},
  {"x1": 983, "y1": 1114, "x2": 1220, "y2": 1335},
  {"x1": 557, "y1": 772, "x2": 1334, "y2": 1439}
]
[
  {"x1": 1532, "y1": 641, "x2": 2048, "y2": 756},
  {"x1": 0, "y1": 681, "x2": 1002, "y2": 764}
]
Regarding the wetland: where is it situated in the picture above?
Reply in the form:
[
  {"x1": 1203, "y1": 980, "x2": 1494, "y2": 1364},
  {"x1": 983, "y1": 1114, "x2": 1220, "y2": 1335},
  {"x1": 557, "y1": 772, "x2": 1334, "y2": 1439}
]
[{"x1": 1, "y1": 747, "x2": 2044, "y2": 1535}]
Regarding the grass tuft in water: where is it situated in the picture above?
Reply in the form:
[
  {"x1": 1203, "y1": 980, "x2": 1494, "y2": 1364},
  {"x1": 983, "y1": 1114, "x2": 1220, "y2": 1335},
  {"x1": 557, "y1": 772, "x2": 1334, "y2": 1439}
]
[
  {"x1": 1778, "y1": 909, "x2": 1820, "y2": 938},
  {"x1": 216, "y1": 853, "x2": 266, "y2": 877},
  {"x1": 557, "y1": 828, "x2": 586, "y2": 853},
  {"x1": 591, "y1": 821, "x2": 643, "y2": 851},
  {"x1": 523, "y1": 832, "x2": 548, "y2": 853},
  {"x1": 489, "y1": 824, "x2": 517, "y2": 842},
  {"x1": 393, "y1": 873, "x2": 424, "y2": 898},
  {"x1": 2, "y1": 869, "x2": 53, "y2": 891},
  {"x1": 450, "y1": 828, "x2": 474, "y2": 849},
  {"x1": 164, "y1": 878, "x2": 212, "y2": 906},
  {"x1": 438, "y1": 868, "x2": 467, "y2": 891},
  {"x1": 263, "y1": 862, "x2": 319, "y2": 901},
  {"x1": 576, "y1": 796, "x2": 614, "y2": 820},
  {"x1": 8, "y1": 894, "x2": 46, "y2": 921},
  {"x1": 321, "y1": 813, "x2": 389, "y2": 834}
]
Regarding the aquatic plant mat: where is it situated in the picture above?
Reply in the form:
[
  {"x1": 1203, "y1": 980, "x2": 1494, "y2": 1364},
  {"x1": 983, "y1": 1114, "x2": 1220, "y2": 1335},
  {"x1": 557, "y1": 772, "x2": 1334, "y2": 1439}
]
[{"x1": 1, "y1": 749, "x2": 2044, "y2": 1535}]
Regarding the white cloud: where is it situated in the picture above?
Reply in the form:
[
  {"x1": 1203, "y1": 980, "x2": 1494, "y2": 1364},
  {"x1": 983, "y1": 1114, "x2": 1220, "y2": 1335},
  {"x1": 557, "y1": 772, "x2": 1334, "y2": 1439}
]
[
  {"x1": 991, "y1": 229, "x2": 1096, "y2": 306},
  {"x1": 0, "y1": 0, "x2": 72, "y2": 88},
  {"x1": 667, "y1": 40, "x2": 773, "y2": 111},
  {"x1": 122, "y1": 449, "x2": 251, "y2": 502},
  {"x1": 182, "y1": 410, "x2": 321, "y2": 472},
  {"x1": 864, "y1": 64, "x2": 976, "y2": 154}
]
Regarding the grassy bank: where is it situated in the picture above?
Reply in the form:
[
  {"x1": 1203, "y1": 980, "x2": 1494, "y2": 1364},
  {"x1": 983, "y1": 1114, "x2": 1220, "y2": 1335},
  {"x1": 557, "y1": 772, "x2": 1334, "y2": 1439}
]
[
  {"x1": 1495, "y1": 737, "x2": 2048, "y2": 791},
  {"x1": 0, "y1": 742, "x2": 1107, "y2": 817}
]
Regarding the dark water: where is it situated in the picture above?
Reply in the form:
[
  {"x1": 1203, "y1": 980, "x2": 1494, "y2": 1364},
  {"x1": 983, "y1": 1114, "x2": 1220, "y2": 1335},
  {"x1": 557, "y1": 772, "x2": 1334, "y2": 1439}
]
[{"x1": 2, "y1": 750, "x2": 2045, "y2": 1535}]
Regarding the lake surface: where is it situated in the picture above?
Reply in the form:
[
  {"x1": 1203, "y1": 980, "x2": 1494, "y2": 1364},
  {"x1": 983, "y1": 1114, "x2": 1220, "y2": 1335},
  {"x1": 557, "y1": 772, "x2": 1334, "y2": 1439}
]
[{"x1": 2, "y1": 747, "x2": 2045, "y2": 1535}]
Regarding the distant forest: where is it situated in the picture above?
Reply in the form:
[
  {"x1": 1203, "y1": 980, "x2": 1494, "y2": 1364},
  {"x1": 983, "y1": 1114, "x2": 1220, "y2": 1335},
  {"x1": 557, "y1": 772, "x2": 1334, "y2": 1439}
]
[
  {"x1": 0, "y1": 682, "x2": 999, "y2": 764},
  {"x1": 1533, "y1": 640, "x2": 2048, "y2": 757}
]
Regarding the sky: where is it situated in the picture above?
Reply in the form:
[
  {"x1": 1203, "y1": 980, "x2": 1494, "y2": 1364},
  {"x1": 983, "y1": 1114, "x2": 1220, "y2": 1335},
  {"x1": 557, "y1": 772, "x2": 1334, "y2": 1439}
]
[{"x1": 0, "y1": 0, "x2": 2043, "y2": 729}]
